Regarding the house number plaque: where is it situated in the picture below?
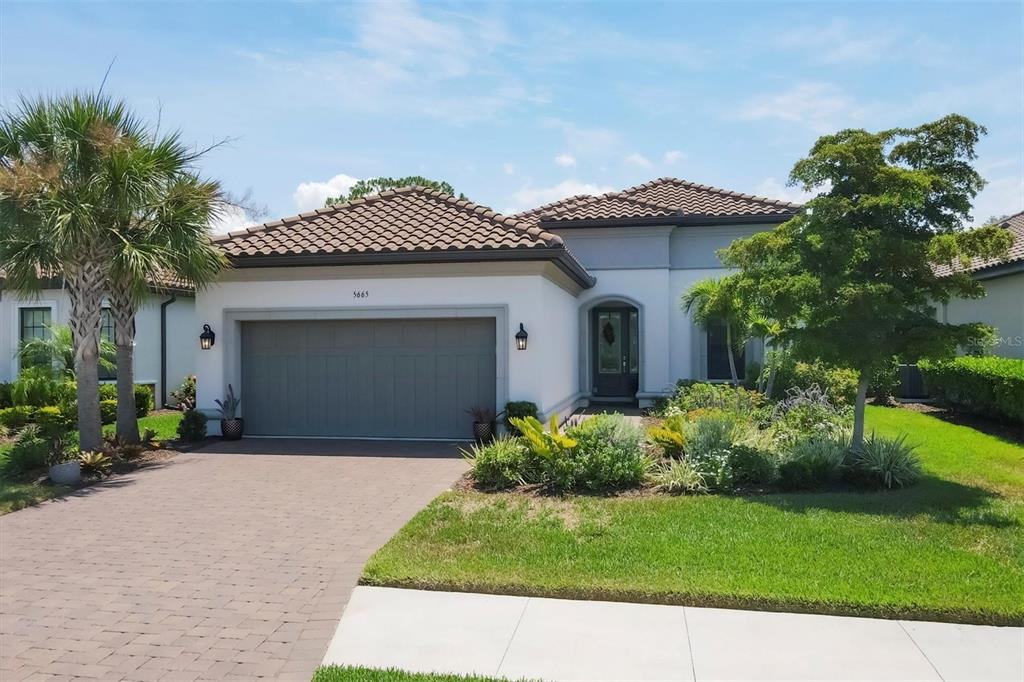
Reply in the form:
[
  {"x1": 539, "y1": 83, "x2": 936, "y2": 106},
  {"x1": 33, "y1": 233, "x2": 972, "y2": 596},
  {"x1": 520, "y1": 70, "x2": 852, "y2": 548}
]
[{"x1": 353, "y1": 290, "x2": 370, "y2": 299}]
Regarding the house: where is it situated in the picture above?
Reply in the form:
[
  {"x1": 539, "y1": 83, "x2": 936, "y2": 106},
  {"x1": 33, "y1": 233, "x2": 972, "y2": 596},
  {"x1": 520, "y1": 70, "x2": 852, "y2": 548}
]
[
  {"x1": 195, "y1": 178, "x2": 799, "y2": 439},
  {"x1": 0, "y1": 273, "x2": 197, "y2": 407},
  {"x1": 937, "y1": 211, "x2": 1024, "y2": 358}
]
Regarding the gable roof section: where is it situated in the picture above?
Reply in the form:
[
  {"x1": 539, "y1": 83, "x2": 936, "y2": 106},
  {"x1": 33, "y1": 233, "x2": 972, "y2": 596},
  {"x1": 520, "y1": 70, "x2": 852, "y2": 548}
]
[
  {"x1": 212, "y1": 186, "x2": 594, "y2": 287},
  {"x1": 934, "y1": 211, "x2": 1024, "y2": 278},
  {"x1": 517, "y1": 177, "x2": 801, "y2": 227}
]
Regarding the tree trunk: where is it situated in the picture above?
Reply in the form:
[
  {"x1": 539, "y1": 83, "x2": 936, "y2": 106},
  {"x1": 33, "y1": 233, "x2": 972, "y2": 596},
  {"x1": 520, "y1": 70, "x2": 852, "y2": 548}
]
[
  {"x1": 726, "y1": 323, "x2": 740, "y2": 387},
  {"x1": 765, "y1": 364, "x2": 778, "y2": 401},
  {"x1": 851, "y1": 372, "x2": 871, "y2": 452},
  {"x1": 108, "y1": 286, "x2": 140, "y2": 443},
  {"x1": 66, "y1": 260, "x2": 107, "y2": 452}
]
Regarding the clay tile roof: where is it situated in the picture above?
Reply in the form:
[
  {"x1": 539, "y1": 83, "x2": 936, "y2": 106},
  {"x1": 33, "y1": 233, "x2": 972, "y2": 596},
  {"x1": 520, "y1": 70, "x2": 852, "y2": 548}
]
[
  {"x1": 517, "y1": 177, "x2": 801, "y2": 226},
  {"x1": 0, "y1": 266, "x2": 194, "y2": 295},
  {"x1": 934, "y1": 211, "x2": 1024, "y2": 277},
  {"x1": 212, "y1": 186, "x2": 593, "y2": 286}
]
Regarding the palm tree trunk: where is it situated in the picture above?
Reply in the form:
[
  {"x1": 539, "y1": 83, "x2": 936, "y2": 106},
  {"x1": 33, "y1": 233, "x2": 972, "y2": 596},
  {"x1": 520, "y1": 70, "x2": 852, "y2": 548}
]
[
  {"x1": 66, "y1": 260, "x2": 107, "y2": 452},
  {"x1": 851, "y1": 372, "x2": 871, "y2": 451},
  {"x1": 726, "y1": 323, "x2": 739, "y2": 387},
  {"x1": 108, "y1": 286, "x2": 140, "y2": 443}
]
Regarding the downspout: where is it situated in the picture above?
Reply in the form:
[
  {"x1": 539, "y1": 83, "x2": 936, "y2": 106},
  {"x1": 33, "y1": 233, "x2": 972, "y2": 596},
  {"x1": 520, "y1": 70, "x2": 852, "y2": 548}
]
[{"x1": 160, "y1": 295, "x2": 177, "y2": 408}]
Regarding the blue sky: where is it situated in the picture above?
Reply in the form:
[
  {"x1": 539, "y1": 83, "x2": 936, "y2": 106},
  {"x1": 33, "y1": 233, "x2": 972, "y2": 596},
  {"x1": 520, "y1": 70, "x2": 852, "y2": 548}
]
[{"x1": 2, "y1": 1, "x2": 1021, "y2": 231}]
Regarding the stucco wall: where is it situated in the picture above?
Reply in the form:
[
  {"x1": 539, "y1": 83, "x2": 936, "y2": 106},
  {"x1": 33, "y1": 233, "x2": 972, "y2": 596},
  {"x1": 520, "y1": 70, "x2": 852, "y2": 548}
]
[
  {"x1": 942, "y1": 273, "x2": 1024, "y2": 359},
  {"x1": 552, "y1": 227, "x2": 673, "y2": 270},
  {"x1": 192, "y1": 265, "x2": 582, "y2": 431},
  {"x1": 670, "y1": 224, "x2": 773, "y2": 269},
  {"x1": 0, "y1": 287, "x2": 195, "y2": 404}
]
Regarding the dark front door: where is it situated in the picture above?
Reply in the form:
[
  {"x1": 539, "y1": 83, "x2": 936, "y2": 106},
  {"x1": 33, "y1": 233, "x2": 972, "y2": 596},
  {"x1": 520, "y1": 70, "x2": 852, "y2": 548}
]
[{"x1": 592, "y1": 307, "x2": 639, "y2": 399}]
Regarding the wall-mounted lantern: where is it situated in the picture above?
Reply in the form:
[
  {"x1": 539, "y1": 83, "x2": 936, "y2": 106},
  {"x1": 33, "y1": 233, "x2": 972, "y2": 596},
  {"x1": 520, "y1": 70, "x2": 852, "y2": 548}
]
[
  {"x1": 200, "y1": 324, "x2": 216, "y2": 350},
  {"x1": 515, "y1": 323, "x2": 528, "y2": 351}
]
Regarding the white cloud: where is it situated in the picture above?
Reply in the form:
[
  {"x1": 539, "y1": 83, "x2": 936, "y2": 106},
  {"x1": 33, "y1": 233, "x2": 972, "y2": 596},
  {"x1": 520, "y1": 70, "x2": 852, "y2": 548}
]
[
  {"x1": 292, "y1": 173, "x2": 360, "y2": 212},
  {"x1": 209, "y1": 204, "x2": 259, "y2": 236},
  {"x1": 753, "y1": 177, "x2": 816, "y2": 206},
  {"x1": 776, "y1": 19, "x2": 897, "y2": 65},
  {"x1": 663, "y1": 150, "x2": 685, "y2": 165},
  {"x1": 502, "y1": 162, "x2": 516, "y2": 175},
  {"x1": 735, "y1": 82, "x2": 867, "y2": 133},
  {"x1": 554, "y1": 153, "x2": 576, "y2": 168},
  {"x1": 544, "y1": 119, "x2": 620, "y2": 157},
  {"x1": 624, "y1": 152, "x2": 652, "y2": 168},
  {"x1": 506, "y1": 179, "x2": 614, "y2": 213}
]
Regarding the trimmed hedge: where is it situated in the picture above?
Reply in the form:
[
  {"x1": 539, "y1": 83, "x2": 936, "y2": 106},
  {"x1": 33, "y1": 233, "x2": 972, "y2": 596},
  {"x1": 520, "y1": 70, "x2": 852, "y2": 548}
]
[{"x1": 919, "y1": 356, "x2": 1024, "y2": 424}]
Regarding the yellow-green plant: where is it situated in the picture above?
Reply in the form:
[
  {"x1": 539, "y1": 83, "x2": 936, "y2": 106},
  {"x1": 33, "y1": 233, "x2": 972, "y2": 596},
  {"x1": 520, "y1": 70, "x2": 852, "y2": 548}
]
[
  {"x1": 79, "y1": 450, "x2": 113, "y2": 476},
  {"x1": 648, "y1": 414, "x2": 688, "y2": 456},
  {"x1": 508, "y1": 414, "x2": 576, "y2": 460}
]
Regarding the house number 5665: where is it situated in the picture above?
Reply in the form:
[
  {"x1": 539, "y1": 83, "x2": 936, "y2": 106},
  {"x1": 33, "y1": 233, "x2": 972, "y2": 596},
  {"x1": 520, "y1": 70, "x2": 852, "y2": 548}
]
[{"x1": 353, "y1": 290, "x2": 369, "y2": 298}]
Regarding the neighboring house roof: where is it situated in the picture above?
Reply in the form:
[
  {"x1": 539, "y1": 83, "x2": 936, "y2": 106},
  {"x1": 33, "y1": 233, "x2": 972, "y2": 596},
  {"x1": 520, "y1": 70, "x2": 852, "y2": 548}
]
[
  {"x1": 211, "y1": 186, "x2": 595, "y2": 287},
  {"x1": 934, "y1": 211, "x2": 1024, "y2": 278},
  {"x1": 0, "y1": 266, "x2": 194, "y2": 296},
  {"x1": 516, "y1": 177, "x2": 801, "y2": 227}
]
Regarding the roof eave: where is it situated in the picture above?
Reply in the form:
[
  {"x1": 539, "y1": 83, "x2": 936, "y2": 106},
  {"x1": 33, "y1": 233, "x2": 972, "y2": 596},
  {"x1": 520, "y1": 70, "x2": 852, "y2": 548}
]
[
  {"x1": 226, "y1": 247, "x2": 596, "y2": 289},
  {"x1": 539, "y1": 212, "x2": 798, "y2": 229}
]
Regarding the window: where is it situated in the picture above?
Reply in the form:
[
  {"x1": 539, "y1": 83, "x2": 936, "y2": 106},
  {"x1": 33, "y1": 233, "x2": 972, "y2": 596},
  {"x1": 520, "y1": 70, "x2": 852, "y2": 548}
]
[
  {"x1": 19, "y1": 307, "x2": 52, "y2": 369},
  {"x1": 707, "y1": 320, "x2": 745, "y2": 381},
  {"x1": 99, "y1": 308, "x2": 117, "y2": 380}
]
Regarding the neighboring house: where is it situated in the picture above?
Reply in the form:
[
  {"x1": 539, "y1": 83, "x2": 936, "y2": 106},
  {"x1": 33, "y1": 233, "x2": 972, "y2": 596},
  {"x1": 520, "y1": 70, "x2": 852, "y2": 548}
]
[
  {"x1": 0, "y1": 273, "x2": 197, "y2": 407},
  {"x1": 196, "y1": 178, "x2": 798, "y2": 439},
  {"x1": 936, "y1": 211, "x2": 1024, "y2": 359}
]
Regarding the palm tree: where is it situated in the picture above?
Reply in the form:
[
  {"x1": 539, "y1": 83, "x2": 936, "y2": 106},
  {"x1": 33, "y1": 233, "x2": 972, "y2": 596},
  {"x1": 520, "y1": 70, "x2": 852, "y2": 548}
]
[
  {"x1": 1, "y1": 93, "x2": 146, "y2": 450},
  {"x1": 17, "y1": 324, "x2": 115, "y2": 379},
  {"x1": 104, "y1": 138, "x2": 227, "y2": 442},
  {"x1": 681, "y1": 276, "x2": 751, "y2": 387}
]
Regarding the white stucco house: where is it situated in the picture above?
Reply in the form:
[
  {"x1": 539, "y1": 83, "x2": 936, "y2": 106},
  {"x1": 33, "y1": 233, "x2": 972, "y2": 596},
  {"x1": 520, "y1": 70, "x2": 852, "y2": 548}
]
[
  {"x1": 0, "y1": 275, "x2": 196, "y2": 407},
  {"x1": 938, "y1": 211, "x2": 1024, "y2": 359},
  {"x1": 195, "y1": 178, "x2": 800, "y2": 439}
]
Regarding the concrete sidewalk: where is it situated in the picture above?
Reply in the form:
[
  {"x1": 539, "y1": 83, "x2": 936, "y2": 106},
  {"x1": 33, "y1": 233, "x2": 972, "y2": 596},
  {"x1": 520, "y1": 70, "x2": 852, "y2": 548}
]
[{"x1": 323, "y1": 587, "x2": 1024, "y2": 681}]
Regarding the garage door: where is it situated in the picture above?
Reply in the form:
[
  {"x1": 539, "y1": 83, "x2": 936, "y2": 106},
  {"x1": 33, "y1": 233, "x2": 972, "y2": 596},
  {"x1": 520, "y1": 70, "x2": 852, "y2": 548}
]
[{"x1": 240, "y1": 318, "x2": 496, "y2": 439}]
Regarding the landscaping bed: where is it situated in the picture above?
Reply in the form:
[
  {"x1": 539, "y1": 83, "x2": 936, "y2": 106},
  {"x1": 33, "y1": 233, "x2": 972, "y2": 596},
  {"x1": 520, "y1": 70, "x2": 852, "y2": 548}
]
[{"x1": 363, "y1": 405, "x2": 1024, "y2": 625}]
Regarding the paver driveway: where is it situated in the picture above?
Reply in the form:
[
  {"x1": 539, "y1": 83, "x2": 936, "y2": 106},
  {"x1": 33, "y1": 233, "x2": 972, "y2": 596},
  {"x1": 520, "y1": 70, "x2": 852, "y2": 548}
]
[{"x1": 1, "y1": 441, "x2": 467, "y2": 681}]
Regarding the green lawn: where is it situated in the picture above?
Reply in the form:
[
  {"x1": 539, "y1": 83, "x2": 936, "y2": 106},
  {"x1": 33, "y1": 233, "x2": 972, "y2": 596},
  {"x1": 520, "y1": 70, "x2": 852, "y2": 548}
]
[
  {"x1": 102, "y1": 410, "x2": 183, "y2": 441},
  {"x1": 313, "y1": 667, "x2": 513, "y2": 682},
  {"x1": 363, "y1": 406, "x2": 1024, "y2": 625}
]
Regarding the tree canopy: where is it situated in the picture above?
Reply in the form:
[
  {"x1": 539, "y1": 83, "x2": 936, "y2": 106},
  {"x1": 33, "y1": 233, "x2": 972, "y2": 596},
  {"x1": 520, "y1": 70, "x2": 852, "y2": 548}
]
[
  {"x1": 721, "y1": 114, "x2": 1013, "y2": 447},
  {"x1": 324, "y1": 176, "x2": 461, "y2": 206}
]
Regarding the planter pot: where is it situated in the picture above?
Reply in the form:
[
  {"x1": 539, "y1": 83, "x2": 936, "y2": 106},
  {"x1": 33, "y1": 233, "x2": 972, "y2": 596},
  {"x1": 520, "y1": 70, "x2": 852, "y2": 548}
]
[
  {"x1": 49, "y1": 460, "x2": 81, "y2": 486},
  {"x1": 221, "y1": 418, "x2": 244, "y2": 441},
  {"x1": 472, "y1": 421, "x2": 494, "y2": 444}
]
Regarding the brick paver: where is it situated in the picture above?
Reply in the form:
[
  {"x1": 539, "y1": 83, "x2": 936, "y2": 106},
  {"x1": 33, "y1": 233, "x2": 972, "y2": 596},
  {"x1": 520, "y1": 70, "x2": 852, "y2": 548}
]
[{"x1": 1, "y1": 441, "x2": 467, "y2": 681}]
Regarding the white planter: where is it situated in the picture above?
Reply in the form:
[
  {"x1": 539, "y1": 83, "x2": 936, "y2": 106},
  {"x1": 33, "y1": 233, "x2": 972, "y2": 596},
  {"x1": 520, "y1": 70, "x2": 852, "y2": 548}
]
[{"x1": 49, "y1": 460, "x2": 81, "y2": 486}]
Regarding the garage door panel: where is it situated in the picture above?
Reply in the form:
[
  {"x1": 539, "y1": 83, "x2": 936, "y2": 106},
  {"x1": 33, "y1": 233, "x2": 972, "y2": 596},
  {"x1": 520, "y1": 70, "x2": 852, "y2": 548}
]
[{"x1": 242, "y1": 318, "x2": 496, "y2": 438}]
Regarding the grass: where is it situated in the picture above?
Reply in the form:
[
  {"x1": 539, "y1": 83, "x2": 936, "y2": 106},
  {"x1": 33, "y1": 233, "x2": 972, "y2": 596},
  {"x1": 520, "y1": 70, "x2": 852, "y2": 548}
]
[
  {"x1": 313, "y1": 667, "x2": 515, "y2": 682},
  {"x1": 363, "y1": 405, "x2": 1024, "y2": 625},
  {"x1": 1, "y1": 411, "x2": 183, "y2": 515}
]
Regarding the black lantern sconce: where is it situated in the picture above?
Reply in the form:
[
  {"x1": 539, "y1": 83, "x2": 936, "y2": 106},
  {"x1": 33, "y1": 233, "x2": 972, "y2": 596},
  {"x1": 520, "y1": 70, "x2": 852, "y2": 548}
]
[
  {"x1": 199, "y1": 324, "x2": 216, "y2": 350},
  {"x1": 515, "y1": 323, "x2": 528, "y2": 351}
]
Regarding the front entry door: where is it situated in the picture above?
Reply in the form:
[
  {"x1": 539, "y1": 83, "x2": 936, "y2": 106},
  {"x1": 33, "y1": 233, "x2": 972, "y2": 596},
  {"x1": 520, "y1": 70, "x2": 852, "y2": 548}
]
[{"x1": 592, "y1": 307, "x2": 639, "y2": 399}]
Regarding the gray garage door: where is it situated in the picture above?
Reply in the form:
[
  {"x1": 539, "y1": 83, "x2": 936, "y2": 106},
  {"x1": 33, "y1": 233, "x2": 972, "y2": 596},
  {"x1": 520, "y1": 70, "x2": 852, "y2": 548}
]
[{"x1": 240, "y1": 318, "x2": 496, "y2": 439}]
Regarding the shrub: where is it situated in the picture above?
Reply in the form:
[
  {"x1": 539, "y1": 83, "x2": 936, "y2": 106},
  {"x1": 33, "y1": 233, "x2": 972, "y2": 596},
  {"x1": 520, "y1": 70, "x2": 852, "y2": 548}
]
[
  {"x1": 729, "y1": 440, "x2": 777, "y2": 487},
  {"x1": 766, "y1": 349, "x2": 858, "y2": 404},
  {"x1": 463, "y1": 435, "x2": 536, "y2": 489},
  {"x1": 919, "y1": 356, "x2": 1024, "y2": 424},
  {"x1": 564, "y1": 414, "x2": 649, "y2": 491},
  {"x1": 683, "y1": 414, "x2": 738, "y2": 491},
  {"x1": 11, "y1": 366, "x2": 61, "y2": 407},
  {"x1": 847, "y1": 433, "x2": 922, "y2": 489},
  {"x1": 177, "y1": 409, "x2": 208, "y2": 442},
  {"x1": 662, "y1": 381, "x2": 763, "y2": 417},
  {"x1": 2, "y1": 425, "x2": 50, "y2": 475},
  {"x1": 647, "y1": 414, "x2": 687, "y2": 457},
  {"x1": 651, "y1": 458, "x2": 706, "y2": 494},
  {"x1": 0, "y1": 382, "x2": 12, "y2": 408},
  {"x1": 868, "y1": 356, "x2": 901, "y2": 404},
  {"x1": 100, "y1": 399, "x2": 117, "y2": 425},
  {"x1": 778, "y1": 435, "x2": 848, "y2": 490},
  {"x1": 134, "y1": 384, "x2": 154, "y2": 418},
  {"x1": 505, "y1": 401, "x2": 539, "y2": 434},
  {"x1": 34, "y1": 406, "x2": 71, "y2": 431},
  {"x1": 98, "y1": 383, "x2": 118, "y2": 401},
  {"x1": 171, "y1": 374, "x2": 196, "y2": 410},
  {"x1": 0, "y1": 406, "x2": 34, "y2": 430},
  {"x1": 770, "y1": 385, "x2": 852, "y2": 445}
]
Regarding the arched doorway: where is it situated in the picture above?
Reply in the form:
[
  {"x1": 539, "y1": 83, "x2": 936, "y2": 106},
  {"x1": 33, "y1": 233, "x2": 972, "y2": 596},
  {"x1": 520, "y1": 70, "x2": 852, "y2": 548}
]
[{"x1": 590, "y1": 303, "x2": 640, "y2": 401}]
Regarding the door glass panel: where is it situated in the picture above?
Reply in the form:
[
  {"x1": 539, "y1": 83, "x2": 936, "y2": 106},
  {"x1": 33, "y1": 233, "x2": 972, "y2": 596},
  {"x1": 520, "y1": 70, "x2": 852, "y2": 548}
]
[
  {"x1": 628, "y1": 311, "x2": 638, "y2": 374},
  {"x1": 597, "y1": 312, "x2": 622, "y2": 374}
]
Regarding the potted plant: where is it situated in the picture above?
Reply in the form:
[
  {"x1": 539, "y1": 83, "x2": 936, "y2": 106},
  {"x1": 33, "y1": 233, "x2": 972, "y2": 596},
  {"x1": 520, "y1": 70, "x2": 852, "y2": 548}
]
[
  {"x1": 467, "y1": 406, "x2": 498, "y2": 444},
  {"x1": 215, "y1": 384, "x2": 243, "y2": 440},
  {"x1": 46, "y1": 431, "x2": 80, "y2": 485}
]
